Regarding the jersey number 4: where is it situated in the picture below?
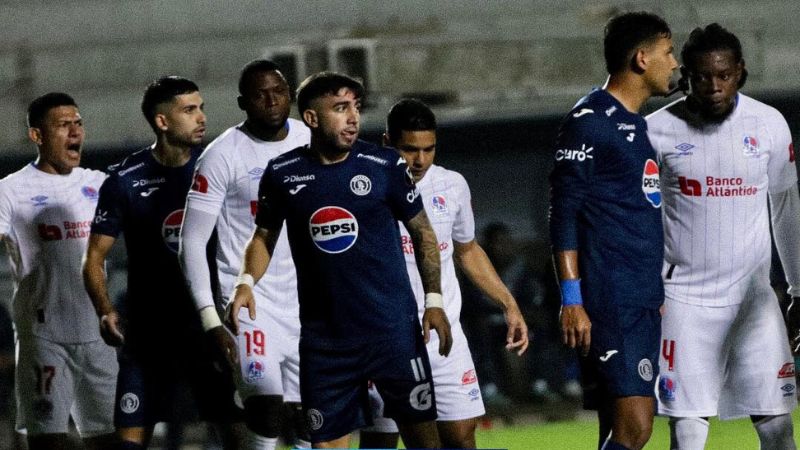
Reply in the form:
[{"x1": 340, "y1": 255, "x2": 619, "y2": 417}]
[{"x1": 35, "y1": 365, "x2": 56, "y2": 395}]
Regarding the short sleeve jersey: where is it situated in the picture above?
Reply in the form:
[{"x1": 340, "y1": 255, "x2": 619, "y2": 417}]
[
  {"x1": 0, "y1": 164, "x2": 106, "y2": 343},
  {"x1": 91, "y1": 147, "x2": 205, "y2": 349},
  {"x1": 398, "y1": 164, "x2": 474, "y2": 327},
  {"x1": 647, "y1": 94, "x2": 797, "y2": 306},
  {"x1": 549, "y1": 89, "x2": 664, "y2": 311},
  {"x1": 185, "y1": 119, "x2": 310, "y2": 317},
  {"x1": 256, "y1": 140, "x2": 423, "y2": 348}
]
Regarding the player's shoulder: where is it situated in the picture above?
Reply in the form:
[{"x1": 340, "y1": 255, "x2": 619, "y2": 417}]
[
  {"x1": 561, "y1": 89, "x2": 617, "y2": 133},
  {"x1": 737, "y1": 94, "x2": 788, "y2": 127},
  {"x1": 351, "y1": 140, "x2": 400, "y2": 170},
  {"x1": 428, "y1": 164, "x2": 468, "y2": 188},
  {"x1": 646, "y1": 97, "x2": 687, "y2": 125},
  {"x1": 203, "y1": 123, "x2": 246, "y2": 154},
  {"x1": 0, "y1": 163, "x2": 33, "y2": 188},
  {"x1": 266, "y1": 145, "x2": 307, "y2": 173},
  {"x1": 286, "y1": 118, "x2": 311, "y2": 142},
  {"x1": 106, "y1": 147, "x2": 151, "y2": 179}
]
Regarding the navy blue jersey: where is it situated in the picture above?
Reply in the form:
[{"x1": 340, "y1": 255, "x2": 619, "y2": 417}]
[
  {"x1": 256, "y1": 140, "x2": 423, "y2": 348},
  {"x1": 92, "y1": 147, "x2": 210, "y2": 351},
  {"x1": 549, "y1": 89, "x2": 664, "y2": 310}
]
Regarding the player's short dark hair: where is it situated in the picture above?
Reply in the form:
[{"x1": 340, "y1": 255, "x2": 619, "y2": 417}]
[
  {"x1": 239, "y1": 59, "x2": 285, "y2": 95},
  {"x1": 141, "y1": 76, "x2": 199, "y2": 131},
  {"x1": 386, "y1": 99, "x2": 437, "y2": 144},
  {"x1": 296, "y1": 72, "x2": 364, "y2": 117},
  {"x1": 604, "y1": 11, "x2": 672, "y2": 75},
  {"x1": 681, "y1": 23, "x2": 747, "y2": 88},
  {"x1": 27, "y1": 92, "x2": 77, "y2": 128}
]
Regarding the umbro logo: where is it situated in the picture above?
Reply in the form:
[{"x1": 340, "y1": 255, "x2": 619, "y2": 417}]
[
  {"x1": 599, "y1": 350, "x2": 618, "y2": 362},
  {"x1": 289, "y1": 184, "x2": 307, "y2": 195},
  {"x1": 140, "y1": 187, "x2": 159, "y2": 197}
]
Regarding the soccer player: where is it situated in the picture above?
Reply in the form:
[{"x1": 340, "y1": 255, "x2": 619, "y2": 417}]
[
  {"x1": 0, "y1": 93, "x2": 116, "y2": 449},
  {"x1": 178, "y1": 59, "x2": 311, "y2": 449},
  {"x1": 359, "y1": 99, "x2": 529, "y2": 449},
  {"x1": 82, "y1": 76, "x2": 245, "y2": 449},
  {"x1": 227, "y1": 72, "x2": 452, "y2": 449},
  {"x1": 647, "y1": 24, "x2": 800, "y2": 450},
  {"x1": 549, "y1": 12, "x2": 677, "y2": 450}
]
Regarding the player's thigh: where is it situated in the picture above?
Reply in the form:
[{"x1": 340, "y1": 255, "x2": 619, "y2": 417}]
[
  {"x1": 15, "y1": 336, "x2": 75, "y2": 435},
  {"x1": 658, "y1": 298, "x2": 737, "y2": 417},
  {"x1": 183, "y1": 337, "x2": 244, "y2": 424},
  {"x1": 234, "y1": 313, "x2": 286, "y2": 400},
  {"x1": 426, "y1": 328, "x2": 484, "y2": 421},
  {"x1": 274, "y1": 313, "x2": 302, "y2": 404},
  {"x1": 362, "y1": 381, "x2": 399, "y2": 434},
  {"x1": 299, "y1": 345, "x2": 369, "y2": 444},
  {"x1": 370, "y1": 334, "x2": 437, "y2": 426},
  {"x1": 720, "y1": 288, "x2": 797, "y2": 418},
  {"x1": 72, "y1": 340, "x2": 117, "y2": 437},
  {"x1": 584, "y1": 305, "x2": 660, "y2": 406}
]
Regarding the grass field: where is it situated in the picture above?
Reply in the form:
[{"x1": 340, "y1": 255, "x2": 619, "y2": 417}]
[{"x1": 471, "y1": 409, "x2": 800, "y2": 449}]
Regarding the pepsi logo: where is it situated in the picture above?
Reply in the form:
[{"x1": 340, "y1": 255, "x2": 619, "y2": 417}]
[
  {"x1": 162, "y1": 209, "x2": 184, "y2": 253},
  {"x1": 309, "y1": 206, "x2": 358, "y2": 254},
  {"x1": 641, "y1": 159, "x2": 661, "y2": 208}
]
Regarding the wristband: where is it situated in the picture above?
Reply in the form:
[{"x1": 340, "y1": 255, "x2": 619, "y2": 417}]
[
  {"x1": 199, "y1": 306, "x2": 223, "y2": 331},
  {"x1": 235, "y1": 273, "x2": 255, "y2": 289},
  {"x1": 424, "y1": 292, "x2": 444, "y2": 309},
  {"x1": 560, "y1": 279, "x2": 583, "y2": 306}
]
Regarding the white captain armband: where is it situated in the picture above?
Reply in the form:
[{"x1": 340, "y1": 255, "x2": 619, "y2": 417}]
[{"x1": 424, "y1": 292, "x2": 444, "y2": 309}]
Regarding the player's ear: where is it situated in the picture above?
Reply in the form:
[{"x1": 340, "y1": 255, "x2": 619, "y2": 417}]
[
  {"x1": 302, "y1": 109, "x2": 318, "y2": 129},
  {"x1": 631, "y1": 47, "x2": 647, "y2": 74},
  {"x1": 28, "y1": 127, "x2": 43, "y2": 146},
  {"x1": 237, "y1": 95, "x2": 246, "y2": 111},
  {"x1": 154, "y1": 113, "x2": 169, "y2": 132},
  {"x1": 382, "y1": 132, "x2": 390, "y2": 147},
  {"x1": 737, "y1": 59, "x2": 748, "y2": 89}
]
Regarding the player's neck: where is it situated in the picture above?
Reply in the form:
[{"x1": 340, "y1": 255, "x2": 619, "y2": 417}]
[
  {"x1": 243, "y1": 119, "x2": 289, "y2": 142},
  {"x1": 604, "y1": 74, "x2": 650, "y2": 114},
  {"x1": 310, "y1": 136, "x2": 350, "y2": 165},
  {"x1": 151, "y1": 140, "x2": 191, "y2": 167}
]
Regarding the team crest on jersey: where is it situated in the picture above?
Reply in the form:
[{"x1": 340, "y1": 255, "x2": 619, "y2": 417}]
[
  {"x1": 431, "y1": 194, "x2": 448, "y2": 215},
  {"x1": 743, "y1": 135, "x2": 760, "y2": 157},
  {"x1": 309, "y1": 206, "x2": 358, "y2": 253},
  {"x1": 658, "y1": 376, "x2": 676, "y2": 401},
  {"x1": 641, "y1": 159, "x2": 661, "y2": 208},
  {"x1": 81, "y1": 186, "x2": 99, "y2": 201},
  {"x1": 31, "y1": 195, "x2": 48, "y2": 206},
  {"x1": 350, "y1": 175, "x2": 372, "y2": 196},
  {"x1": 246, "y1": 360, "x2": 265, "y2": 383},
  {"x1": 162, "y1": 209, "x2": 184, "y2": 253}
]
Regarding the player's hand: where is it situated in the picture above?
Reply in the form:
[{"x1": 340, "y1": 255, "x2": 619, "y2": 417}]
[
  {"x1": 99, "y1": 310, "x2": 125, "y2": 347},
  {"x1": 786, "y1": 297, "x2": 800, "y2": 353},
  {"x1": 225, "y1": 285, "x2": 256, "y2": 335},
  {"x1": 423, "y1": 307, "x2": 453, "y2": 356},
  {"x1": 560, "y1": 305, "x2": 591, "y2": 356},
  {"x1": 503, "y1": 304, "x2": 529, "y2": 356},
  {"x1": 207, "y1": 325, "x2": 239, "y2": 373}
]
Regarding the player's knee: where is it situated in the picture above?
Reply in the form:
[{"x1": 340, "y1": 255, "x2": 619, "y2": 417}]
[
  {"x1": 243, "y1": 395, "x2": 284, "y2": 438},
  {"x1": 616, "y1": 417, "x2": 652, "y2": 450},
  {"x1": 668, "y1": 417, "x2": 709, "y2": 450},
  {"x1": 438, "y1": 419, "x2": 477, "y2": 448},
  {"x1": 753, "y1": 414, "x2": 796, "y2": 450}
]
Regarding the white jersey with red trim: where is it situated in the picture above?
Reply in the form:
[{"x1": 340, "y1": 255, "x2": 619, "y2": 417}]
[
  {"x1": 0, "y1": 164, "x2": 107, "y2": 343},
  {"x1": 185, "y1": 119, "x2": 310, "y2": 317},
  {"x1": 399, "y1": 164, "x2": 475, "y2": 326},
  {"x1": 647, "y1": 94, "x2": 797, "y2": 306}
]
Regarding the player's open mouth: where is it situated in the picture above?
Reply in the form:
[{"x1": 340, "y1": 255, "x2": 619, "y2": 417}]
[{"x1": 67, "y1": 143, "x2": 81, "y2": 154}]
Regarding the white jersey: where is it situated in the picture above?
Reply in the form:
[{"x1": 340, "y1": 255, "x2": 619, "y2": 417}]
[
  {"x1": 0, "y1": 164, "x2": 106, "y2": 343},
  {"x1": 399, "y1": 164, "x2": 475, "y2": 326},
  {"x1": 647, "y1": 94, "x2": 797, "y2": 306},
  {"x1": 185, "y1": 119, "x2": 310, "y2": 317}
]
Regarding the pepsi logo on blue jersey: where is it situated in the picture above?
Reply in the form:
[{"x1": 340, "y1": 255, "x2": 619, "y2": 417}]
[{"x1": 256, "y1": 140, "x2": 424, "y2": 347}]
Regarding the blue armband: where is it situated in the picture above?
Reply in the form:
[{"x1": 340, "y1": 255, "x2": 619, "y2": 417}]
[{"x1": 560, "y1": 279, "x2": 583, "y2": 306}]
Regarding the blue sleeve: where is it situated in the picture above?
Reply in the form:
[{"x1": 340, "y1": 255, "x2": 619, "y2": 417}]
[
  {"x1": 387, "y1": 157, "x2": 424, "y2": 223},
  {"x1": 255, "y1": 163, "x2": 286, "y2": 230},
  {"x1": 91, "y1": 174, "x2": 124, "y2": 238},
  {"x1": 549, "y1": 114, "x2": 601, "y2": 251}
]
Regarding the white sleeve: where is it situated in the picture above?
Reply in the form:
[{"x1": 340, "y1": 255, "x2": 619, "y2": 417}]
[
  {"x1": 184, "y1": 143, "x2": 232, "y2": 216},
  {"x1": 451, "y1": 173, "x2": 475, "y2": 244},
  {"x1": 178, "y1": 206, "x2": 218, "y2": 311},
  {"x1": 0, "y1": 183, "x2": 12, "y2": 236},
  {"x1": 770, "y1": 185, "x2": 800, "y2": 297},
  {"x1": 767, "y1": 114, "x2": 797, "y2": 194}
]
